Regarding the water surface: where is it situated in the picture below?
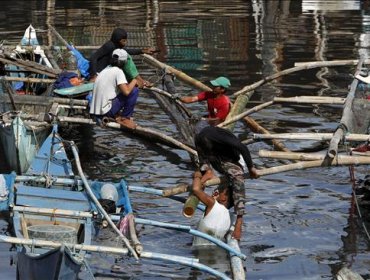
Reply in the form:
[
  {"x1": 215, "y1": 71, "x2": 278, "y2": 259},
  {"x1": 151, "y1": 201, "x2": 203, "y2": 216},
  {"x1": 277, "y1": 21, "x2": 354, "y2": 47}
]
[{"x1": 0, "y1": 0, "x2": 369, "y2": 279}]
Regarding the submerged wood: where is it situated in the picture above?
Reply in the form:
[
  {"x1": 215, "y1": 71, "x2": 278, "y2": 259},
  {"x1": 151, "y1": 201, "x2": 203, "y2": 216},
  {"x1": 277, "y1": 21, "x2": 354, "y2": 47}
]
[{"x1": 254, "y1": 132, "x2": 370, "y2": 142}]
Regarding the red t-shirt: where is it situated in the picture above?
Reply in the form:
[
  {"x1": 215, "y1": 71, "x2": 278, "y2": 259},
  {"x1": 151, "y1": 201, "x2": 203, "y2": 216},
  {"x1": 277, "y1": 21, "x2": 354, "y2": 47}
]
[{"x1": 197, "y1": 91, "x2": 231, "y2": 121}]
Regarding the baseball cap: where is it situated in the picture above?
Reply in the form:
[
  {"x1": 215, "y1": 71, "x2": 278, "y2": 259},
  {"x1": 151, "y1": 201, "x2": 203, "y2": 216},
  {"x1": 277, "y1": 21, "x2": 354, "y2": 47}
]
[
  {"x1": 112, "y1": 49, "x2": 128, "y2": 62},
  {"x1": 210, "y1": 76, "x2": 231, "y2": 89}
]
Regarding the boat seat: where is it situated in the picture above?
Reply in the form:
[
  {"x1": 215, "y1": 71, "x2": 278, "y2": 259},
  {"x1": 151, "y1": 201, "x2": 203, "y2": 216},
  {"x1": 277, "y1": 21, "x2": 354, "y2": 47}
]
[{"x1": 16, "y1": 185, "x2": 91, "y2": 212}]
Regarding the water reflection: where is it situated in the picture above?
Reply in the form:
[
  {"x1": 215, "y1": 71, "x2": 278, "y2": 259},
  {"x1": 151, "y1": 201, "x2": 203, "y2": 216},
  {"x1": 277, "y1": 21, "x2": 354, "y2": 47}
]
[{"x1": 1, "y1": 0, "x2": 370, "y2": 279}]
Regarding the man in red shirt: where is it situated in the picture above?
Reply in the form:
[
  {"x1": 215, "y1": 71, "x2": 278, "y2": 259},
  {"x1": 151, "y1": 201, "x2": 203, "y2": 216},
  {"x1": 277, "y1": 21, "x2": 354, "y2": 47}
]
[{"x1": 179, "y1": 76, "x2": 231, "y2": 125}]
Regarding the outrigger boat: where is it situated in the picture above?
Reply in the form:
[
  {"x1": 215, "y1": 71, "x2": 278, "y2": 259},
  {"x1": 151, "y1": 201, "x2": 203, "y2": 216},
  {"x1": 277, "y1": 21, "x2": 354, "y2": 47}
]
[
  {"x1": 0, "y1": 25, "x2": 92, "y2": 174},
  {"x1": 0, "y1": 124, "x2": 245, "y2": 279}
]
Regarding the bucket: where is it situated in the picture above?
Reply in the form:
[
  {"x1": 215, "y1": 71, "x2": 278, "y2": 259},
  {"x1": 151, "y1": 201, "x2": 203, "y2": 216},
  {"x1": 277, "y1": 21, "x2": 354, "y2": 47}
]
[{"x1": 28, "y1": 224, "x2": 77, "y2": 244}]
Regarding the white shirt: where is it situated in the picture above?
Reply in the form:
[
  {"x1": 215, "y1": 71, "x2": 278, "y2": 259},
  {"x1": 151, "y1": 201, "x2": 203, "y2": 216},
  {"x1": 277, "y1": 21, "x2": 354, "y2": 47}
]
[
  {"x1": 89, "y1": 66, "x2": 128, "y2": 115},
  {"x1": 193, "y1": 201, "x2": 231, "y2": 246}
]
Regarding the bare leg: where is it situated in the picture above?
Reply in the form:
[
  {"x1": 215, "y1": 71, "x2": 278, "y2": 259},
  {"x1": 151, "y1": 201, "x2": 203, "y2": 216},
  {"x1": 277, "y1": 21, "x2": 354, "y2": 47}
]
[{"x1": 233, "y1": 215, "x2": 243, "y2": 240}]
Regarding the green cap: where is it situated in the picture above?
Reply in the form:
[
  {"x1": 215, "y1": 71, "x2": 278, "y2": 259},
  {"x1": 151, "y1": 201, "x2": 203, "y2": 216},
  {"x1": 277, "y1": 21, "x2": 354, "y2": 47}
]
[{"x1": 210, "y1": 76, "x2": 231, "y2": 89}]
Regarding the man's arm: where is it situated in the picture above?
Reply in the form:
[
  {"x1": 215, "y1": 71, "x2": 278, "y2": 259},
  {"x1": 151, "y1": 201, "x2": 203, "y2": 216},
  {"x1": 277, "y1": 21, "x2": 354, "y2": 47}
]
[
  {"x1": 118, "y1": 79, "x2": 138, "y2": 96},
  {"x1": 191, "y1": 171, "x2": 215, "y2": 213},
  {"x1": 179, "y1": 96, "x2": 199, "y2": 103}
]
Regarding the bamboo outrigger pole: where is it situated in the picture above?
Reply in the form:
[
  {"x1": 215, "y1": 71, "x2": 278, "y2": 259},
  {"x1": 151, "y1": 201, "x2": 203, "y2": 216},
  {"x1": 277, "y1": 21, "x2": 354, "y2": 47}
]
[
  {"x1": 142, "y1": 54, "x2": 211, "y2": 92},
  {"x1": 327, "y1": 58, "x2": 364, "y2": 158},
  {"x1": 254, "y1": 132, "x2": 370, "y2": 142},
  {"x1": 69, "y1": 142, "x2": 139, "y2": 260}
]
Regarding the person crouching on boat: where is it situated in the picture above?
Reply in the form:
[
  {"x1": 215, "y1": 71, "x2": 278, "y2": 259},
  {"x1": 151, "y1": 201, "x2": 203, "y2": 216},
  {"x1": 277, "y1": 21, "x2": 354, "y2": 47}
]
[
  {"x1": 89, "y1": 27, "x2": 154, "y2": 88},
  {"x1": 89, "y1": 49, "x2": 139, "y2": 129},
  {"x1": 194, "y1": 125, "x2": 259, "y2": 240},
  {"x1": 192, "y1": 170, "x2": 232, "y2": 246}
]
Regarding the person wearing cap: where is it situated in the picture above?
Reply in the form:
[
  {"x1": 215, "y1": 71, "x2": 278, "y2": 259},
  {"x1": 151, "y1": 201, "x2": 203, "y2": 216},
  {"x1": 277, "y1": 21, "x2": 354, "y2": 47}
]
[
  {"x1": 89, "y1": 27, "x2": 155, "y2": 87},
  {"x1": 179, "y1": 76, "x2": 231, "y2": 125},
  {"x1": 194, "y1": 125, "x2": 259, "y2": 240},
  {"x1": 89, "y1": 49, "x2": 139, "y2": 129}
]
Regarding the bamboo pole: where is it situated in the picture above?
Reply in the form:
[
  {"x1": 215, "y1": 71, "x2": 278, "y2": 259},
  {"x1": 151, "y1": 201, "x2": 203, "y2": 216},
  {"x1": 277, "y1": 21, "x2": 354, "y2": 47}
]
[
  {"x1": 253, "y1": 132, "x2": 370, "y2": 142},
  {"x1": 273, "y1": 96, "x2": 345, "y2": 105},
  {"x1": 233, "y1": 59, "x2": 370, "y2": 97},
  {"x1": 182, "y1": 195, "x2": 199, "y2": 218},
  {"x1": 0, "y1": 234, "x2": 231, "y2": 279},
  {"x1": 10, "y1": 234, "x2": 226, "y2": 278},
  {"x1": 328, "y1": 58, "x2": 364, "y2": 158},
  {"x1": 0, "y1": 55, "x2": 60, "y2": 78},
  {"x1": 256, "y1": 156, "x2": 370, "y2": 177},
  {"x1": 104, "y1": 122, "x2": 197, "y2": 156},
  {"x1": 20, "y1": 217, "x2": 29, "y2": 239},
  {"x1": 336, "y1": 267, "x2": 365, "y2": 280},
  {"x1": 162, "y1": 183, "x2": 189, "y2": 197},
  {"x1": 242, "y1": 116, "x2": 290, "y2": 152},
  {"x1": 109, "y1": 215, "x2": 247, "y2": 260},
  {"x1": 120, "y1": 181, "x2": 143, "y2": 255},
  {"x1": 226, "y1": 224, "x2": 245, "y2": 280},
  {"x1": 0, "y1": 94, "x2": 88, "y2": 106},
  {"x1": 223, "y1": 58, "x2": 370, "y2": 131},
  {"x1": 258, "y1": 150, "x2": 370, "y2": 162},
  {"x1": 69, "y1": 142, "x2": 139, "y2": 260},
  {"x1": 3, "y1": 76, "x2": 55, "y2": 84},
  {"x1": 218, "y1": 101, "x2": 274, "y2": 128},
  {"x1": 142, "y1": 54, "x2": 211, "y2": 92},
  {"x1": 13, "y1": 206, "x2": 93, "y2": 218}
]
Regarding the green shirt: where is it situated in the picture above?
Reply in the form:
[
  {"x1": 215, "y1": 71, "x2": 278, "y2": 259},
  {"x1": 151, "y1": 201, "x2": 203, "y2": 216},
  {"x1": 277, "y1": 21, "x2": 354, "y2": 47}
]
[{"x1": 123, "y1": 55, "x2": 139, "y2": 81}]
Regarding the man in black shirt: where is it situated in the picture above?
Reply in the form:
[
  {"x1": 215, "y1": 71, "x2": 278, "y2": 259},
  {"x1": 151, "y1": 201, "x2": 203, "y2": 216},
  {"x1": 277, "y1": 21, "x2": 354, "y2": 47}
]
[{"x1": 195, "y1": 125, "x2": 259, "y2": 240}]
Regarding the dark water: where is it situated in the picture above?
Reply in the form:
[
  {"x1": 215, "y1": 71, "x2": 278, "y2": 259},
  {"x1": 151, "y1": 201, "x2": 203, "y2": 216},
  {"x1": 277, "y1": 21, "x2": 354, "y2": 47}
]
[{"x1": 1, "y1": 0, "x2": 370, "y2": 279}]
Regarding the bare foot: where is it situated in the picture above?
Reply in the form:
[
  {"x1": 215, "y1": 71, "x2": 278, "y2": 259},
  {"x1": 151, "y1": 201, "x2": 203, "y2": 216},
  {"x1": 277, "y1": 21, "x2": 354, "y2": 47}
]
[{"x1": 116, "y1": 117, "x2": 137, "y2": 129}]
